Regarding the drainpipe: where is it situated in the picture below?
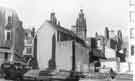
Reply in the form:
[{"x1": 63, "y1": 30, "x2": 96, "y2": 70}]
[
  {"x1": 32, "y1": 28, "x2": 35, "y2": 38},
  {"x1": 33, "y1": 35, "x2": 38, "y2": 69},
  {"x1": 72, "y1": 40, "x2": 76, "y2": 72},
  {"x1": 103, "y1": 37, "x2": 105, "y2": 57},
  {"x1": 116, "y1": 49, "x2": 120, "y2": 72}
]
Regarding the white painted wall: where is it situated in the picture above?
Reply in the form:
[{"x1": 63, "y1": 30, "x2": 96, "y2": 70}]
[
  {"x1": 37, "y1": 21, "x2": 56, "y2": 69},
  {"x1": 101, "y1": 47, "x2": 117, "y2": 72},
  {"x1": 101, "y1": 61, "x2": 117, "y2": 72},
  {"x1": 120, "y1": 63, "x2": 129, "y2": 73},
  {"x1": 75, "y1": 43, "x2": 89, "y2": 72},
  {"x1": 105, "y1": 47, "x2": 116, "y2": 58},
  {"x1": 37, "y1": 21, "x2": 89, "y2": 71},
  {"x1": 56, "y1": 41, "x2": 72, "y2": 71},
  {"x1": 56, "y1": 41, "x2": 89, "y2": 72}
]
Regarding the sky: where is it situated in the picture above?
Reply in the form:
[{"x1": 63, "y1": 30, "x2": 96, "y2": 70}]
[{"x1": 0, "y1": 0, "x2": 129, "y2": 37}]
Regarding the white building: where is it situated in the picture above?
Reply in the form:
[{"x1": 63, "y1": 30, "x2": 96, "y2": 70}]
[{"x1": 34, "y1": 20, "x2": 89, "y2": 72}]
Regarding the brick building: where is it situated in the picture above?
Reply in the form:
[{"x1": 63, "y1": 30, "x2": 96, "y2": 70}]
[{"x1": 0, "y1": 7, "x2": 25, "y2": 66}]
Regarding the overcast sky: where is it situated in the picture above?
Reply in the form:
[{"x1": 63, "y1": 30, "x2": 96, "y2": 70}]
[{"x1": 0, "y1": 0, "x2": 129, "y2": 37}]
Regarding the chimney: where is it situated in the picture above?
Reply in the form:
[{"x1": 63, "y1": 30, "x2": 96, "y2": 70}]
[
  {"x1": 50, "y1": 12, "x2": 57, "y2": 24},
  {"x1": 57, "y1": 21, "x2": 60, "y2": 26},
  {"x1": 32, "y1": 27, "x2": 35, "y2": 37},
  {"x1": 18, "y1": 21, "x2": 23, "y2": 27}
]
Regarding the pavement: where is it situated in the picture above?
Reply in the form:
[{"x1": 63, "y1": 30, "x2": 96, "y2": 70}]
[
  {"x1": 0, "y1": 72, "x2": 133, "y2": 81},
  {"x1": 79, "y1": 72, "x2": 133, "y2": 81}
]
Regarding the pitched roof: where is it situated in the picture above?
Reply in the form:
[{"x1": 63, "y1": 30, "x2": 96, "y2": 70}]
[
  {"x1": 47, "y1": 21, "x2": 77, "y2": 38},
  {"x1": 47, "y1": 21, "x2": 88, "y2": 47}
]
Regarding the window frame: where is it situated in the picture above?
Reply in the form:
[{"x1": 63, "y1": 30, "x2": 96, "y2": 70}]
[
  {"x1": 130, "y1": 28, "x2": 135, "y2": 39},
  {"x1": 5, "y1": 30, "x2": 11, "y2": 40},
  {"x1": 129, "y1": 11, "x2": 135, "y2": 23},
  {"x1": 26, "y1": 47, "x2": 32, "y2": 54}
]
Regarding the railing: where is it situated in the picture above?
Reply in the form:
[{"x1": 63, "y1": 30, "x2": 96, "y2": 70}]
[{"x1": 115, "y1": 73, "x2": 133, "y2": 80}]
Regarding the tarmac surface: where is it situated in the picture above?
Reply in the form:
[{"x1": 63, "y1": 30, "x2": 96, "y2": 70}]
[
  {"x1": 0, "y1": 72, "x2": 133, "y2": 81},
  {"x1": 79, "y1": 73, "x2": 133, "y2": 81}
]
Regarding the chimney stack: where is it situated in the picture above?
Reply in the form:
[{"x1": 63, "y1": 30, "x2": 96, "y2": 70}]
[
  {"x1": 32, "y1": 27, "x2": 35, "y2": 37},
  {"x1": 50, "y1": 12, "x2": 57, "y2": 24}
]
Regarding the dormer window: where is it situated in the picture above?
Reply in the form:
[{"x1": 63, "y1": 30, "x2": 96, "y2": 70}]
[
  {"x1": 4, "y1": 16, "x2": 12, "y2": 40},
  {"x1": 5, "y1": 30, "x2": 11, "y2": 40}
]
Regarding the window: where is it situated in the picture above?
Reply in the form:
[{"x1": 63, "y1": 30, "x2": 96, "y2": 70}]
[
  {"x1": 26, "y1": 47, "x2": 32, "y2": 54},
  {"x1": 7, "y1": 31, "x2": 11, "y2": 40},
  {"x1": 27, "y1": 40, "x2": 32, "y2": 44},
  {"x1": 110, "y1": 39, "x2": 117, "y2": 50},
  {"x1": 129, "y1": 11, "x2": 135, "y2": 23},
  {"x1": 91, "y1": 38, "x2": 97, "y2": 48},
  {"x1": 130, "y1": 28, "x2": 135, "y2": 39},
  {"x1": 5, "y1": 30, "x2": 11, "y2": 40},
  {"x1": 131, "y1": 45, "x2": 134, "y2": 56},
  {"x1": 4, "y1": 52, "x2": 8, "y2": 60}
]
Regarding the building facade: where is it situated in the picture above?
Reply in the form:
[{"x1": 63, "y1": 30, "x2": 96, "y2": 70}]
[
  {"x1": 33, "y1": 13, "x2": 89, "y2": 71},
  {"x1": 128, "y1": 0, "x2": 135, "y2": 73},
  {"x1": 95, "y1": 27, "x2": 128, "y2": 72},
  {"x1": 23, "y1": 28, "x2": 35, "y2": 57},
  {"x1": 0, "y1": 7, "x2": 25, "y2": 66}
]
